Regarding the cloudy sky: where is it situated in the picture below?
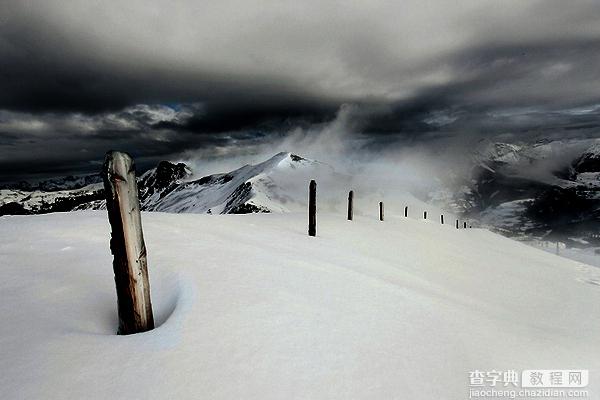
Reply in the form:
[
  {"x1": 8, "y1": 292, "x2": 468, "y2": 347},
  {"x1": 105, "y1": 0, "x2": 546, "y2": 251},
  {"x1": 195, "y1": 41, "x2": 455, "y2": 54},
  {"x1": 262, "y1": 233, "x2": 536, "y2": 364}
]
[{"x1": 2, "y1": 0, "x2": 600, "y2": 182}]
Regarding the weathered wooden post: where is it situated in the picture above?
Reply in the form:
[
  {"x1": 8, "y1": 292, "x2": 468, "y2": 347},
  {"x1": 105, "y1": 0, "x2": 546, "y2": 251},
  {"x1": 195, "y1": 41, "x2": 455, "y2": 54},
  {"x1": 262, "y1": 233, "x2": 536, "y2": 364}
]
[
  {"x1": 456, "y1": 219, "x2": 459, "y2": 229},
  {"x1": 423, "y1": 211, "x2": 427, "y2": 220},
  {"x1": 308, "y1": 180, "x2": 316, "y2": 236},
  {"x1": 404, "y1": 206, "x2": 408, "y2": 217},
  {"x1": 379, "y1": 202, "x2": 384, "y2": 221},
  {"x1": 102, "y1": 151, "x2": 154, "y2": 335},
  {"x1": 347, "y1": 190, "x2": 354, "y2": 221},
  {"x1": 440, "y1": 214, "x2": 444, "y2": 224}
]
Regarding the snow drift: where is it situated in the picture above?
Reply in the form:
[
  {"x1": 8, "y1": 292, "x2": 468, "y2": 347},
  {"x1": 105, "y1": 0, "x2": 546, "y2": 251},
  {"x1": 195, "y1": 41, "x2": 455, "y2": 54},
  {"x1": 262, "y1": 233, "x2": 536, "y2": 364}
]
[{"x1": 1, "y1": 211, "x2": 599, "y2": 399}]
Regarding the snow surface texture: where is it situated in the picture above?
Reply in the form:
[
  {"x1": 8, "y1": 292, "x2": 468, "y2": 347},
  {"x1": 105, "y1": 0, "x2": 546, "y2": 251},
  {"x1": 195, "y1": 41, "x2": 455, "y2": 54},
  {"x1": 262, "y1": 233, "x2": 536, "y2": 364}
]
[{"x1": 1, "y1": 211, "x2": 599, "y2": 399}]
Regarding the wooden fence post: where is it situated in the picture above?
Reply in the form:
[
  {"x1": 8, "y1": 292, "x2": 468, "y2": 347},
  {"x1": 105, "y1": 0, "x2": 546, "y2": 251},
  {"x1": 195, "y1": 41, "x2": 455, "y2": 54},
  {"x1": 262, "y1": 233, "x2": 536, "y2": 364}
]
[
  {"x1": 308, "y1": 180, "x2": 316, "y2": 236},
  {"x1": 456, "y1": 219, "x2": 459, "y2": 229},
  {"x1": 463, "y1": 222, "x2": 467, "y2": 229},
  {"x1": 440, "y1": 214, "x2": 444, "y2": 224},
  {"x1": 379, "y1": 202, "x2": 384, "y2": 221},
  {"x1": 347, "y1": 190, "x2": 354, "y2": 221},
  {"x1": 102, "y1": 151, "x2": 154, "y2": 335},
  {"x1": 423, "y1": 211, "x2": 427, "y2": 220},
  {"x1": 404, "y1": 206, "x2": 408, "y2": 217}
]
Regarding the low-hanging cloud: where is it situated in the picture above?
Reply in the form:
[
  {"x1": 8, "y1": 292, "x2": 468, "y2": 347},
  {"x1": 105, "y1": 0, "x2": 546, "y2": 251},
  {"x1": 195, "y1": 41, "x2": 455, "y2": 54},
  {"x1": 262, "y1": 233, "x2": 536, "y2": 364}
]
[{"x1": 1, "y1": 0, "x2": 600, "y2": 182}]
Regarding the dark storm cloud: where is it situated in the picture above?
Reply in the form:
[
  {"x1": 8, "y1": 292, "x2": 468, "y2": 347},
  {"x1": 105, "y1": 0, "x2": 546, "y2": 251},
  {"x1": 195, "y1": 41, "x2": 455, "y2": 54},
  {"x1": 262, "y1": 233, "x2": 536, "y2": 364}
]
[
  {"x1": 0, "y1": 105, "x2": 270, "y2": 181},
  {"x1": 1, "y1": 0, "x2": 600, "y2": 182},
  {"x1": 0, "y1": 16, "x2": 338, "y2": 115},
  {"x1": 351, "y1": 36, "x2": 600, "y2": 143},
  {"x1": 158, "y1": 99, "x2": 337, "y2": 134}
]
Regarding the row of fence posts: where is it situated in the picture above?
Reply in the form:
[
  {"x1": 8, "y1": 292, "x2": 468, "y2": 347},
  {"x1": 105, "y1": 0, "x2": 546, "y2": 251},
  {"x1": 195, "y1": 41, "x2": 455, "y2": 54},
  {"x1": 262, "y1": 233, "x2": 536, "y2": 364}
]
[
  {"x1": 308, "y1": 180, "x2": 472, "y2": 237},
  {"x1": 99, "y1": 152, "x2": 477, "y2": 335},
  {"x1": 538, "y1": 240, "x2": 563, "y2": 255}
]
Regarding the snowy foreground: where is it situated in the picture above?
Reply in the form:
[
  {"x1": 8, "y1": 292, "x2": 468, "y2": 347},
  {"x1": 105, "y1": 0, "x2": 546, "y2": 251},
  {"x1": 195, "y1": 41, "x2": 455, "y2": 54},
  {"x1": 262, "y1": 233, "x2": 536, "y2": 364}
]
[{"x1": 1, "y1": 211, "x2": 599, "y2": 399}]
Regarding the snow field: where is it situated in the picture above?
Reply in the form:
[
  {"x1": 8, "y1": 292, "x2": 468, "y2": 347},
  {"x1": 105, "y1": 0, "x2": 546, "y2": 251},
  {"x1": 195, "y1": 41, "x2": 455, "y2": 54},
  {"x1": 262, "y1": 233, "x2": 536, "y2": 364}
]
[{"x1": 1, "y1": 211, "x2": 599, "y2": 399}]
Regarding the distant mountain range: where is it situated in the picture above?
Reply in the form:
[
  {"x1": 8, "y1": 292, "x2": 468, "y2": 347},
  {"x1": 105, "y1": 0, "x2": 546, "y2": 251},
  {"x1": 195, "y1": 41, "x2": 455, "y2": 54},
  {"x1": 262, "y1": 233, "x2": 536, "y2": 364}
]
[
  {"x1": 3, "y1": 174, "x2": 103, "y2": 192},
  {"x1": 0, "y1": 152, "x2": 338, "y2": 216},
  {"x1": 2, "y1": 141, "x2": 599, "y2": 249},
  {"x1": 429, "y1": 138, "x2": 600, "y2": 247}
]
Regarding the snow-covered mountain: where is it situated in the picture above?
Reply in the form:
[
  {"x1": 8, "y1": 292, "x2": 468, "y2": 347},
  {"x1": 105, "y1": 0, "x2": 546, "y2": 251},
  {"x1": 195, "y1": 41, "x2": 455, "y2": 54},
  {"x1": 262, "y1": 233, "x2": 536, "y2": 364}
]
[
  {"x1": 573, "y1": 142, "x2": 600, "y2": 173},
  {"x1": 0, "y1": 152, "x2": 341, "y2": 216},
  {"x1": 431, "y1": 138, "x2": 600, "y2": 246},
  {"x1": 2, "y1": 173, "x2": 103, "y2": 192},
  {"x1": 0, "y1": 184, "x2": 105, "y2": 215},
  {"x1": 3, "y1": 144, "x2": 599, "y2": 250},
  {"x1": 139, "y1": 152, "x2": 339, "y2": 214}
]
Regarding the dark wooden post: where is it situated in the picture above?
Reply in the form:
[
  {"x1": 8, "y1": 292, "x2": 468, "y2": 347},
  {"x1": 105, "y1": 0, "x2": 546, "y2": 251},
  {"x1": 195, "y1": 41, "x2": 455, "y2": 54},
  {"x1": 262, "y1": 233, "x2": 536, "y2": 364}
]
[
  {"x1": 440, "y1": 214, "x2": 444, "y2": 224},
  {"x1": 404, "y1": 206, "x2": 408, "y2": 217},
  {"x1": 308, "y1": 180, "x2": 316, "y2": 236},
  {"x1": 347, "y1": 190, "x2": 354, "y2": 221},
  {"x1": 379, "y1": 202, "x2": 384, "y2": 221},
  {"x1": 463, "y1": 222, "x2": 467, "y2": 229},
  {"x1": 423, "y1": 211, "x2": 427, "y2": 220},
  {"x1": 456, "y1": 219, "x2": 459, "y2": 229},
  {"x1": 102, "y1": 151, "x2": 154, "y2": 335}
]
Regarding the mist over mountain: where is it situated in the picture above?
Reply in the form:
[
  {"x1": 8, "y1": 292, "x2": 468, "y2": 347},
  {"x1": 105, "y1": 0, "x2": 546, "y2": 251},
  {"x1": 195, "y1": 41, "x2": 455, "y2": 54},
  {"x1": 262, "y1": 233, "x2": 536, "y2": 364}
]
[
  {"x1": 2, "y1": 137, "x2": 599, "y2": 254},
  {"x1": 428, "y1": 138, "x2": 600, "y2": 245}
]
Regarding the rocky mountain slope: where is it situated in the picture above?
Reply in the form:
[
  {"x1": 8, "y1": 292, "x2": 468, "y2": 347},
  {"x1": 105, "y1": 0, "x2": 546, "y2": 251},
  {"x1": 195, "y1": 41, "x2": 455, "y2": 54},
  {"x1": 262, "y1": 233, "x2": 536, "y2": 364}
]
[
  {"x1": 2, "y1": 174, "x2": 103, "y2": 192},
  {"x1": 138, "y1": 151, "x2": 339, "y2": 214},
  {"x1": 430, "y1": 138, "x2": 600, "y2": 247},
  {"x1": 0, "y1": 184, "x2": 105, "y2": 215},
  {"x1": 3, "y1": 143, "x2": 599, "y2": 250},
  {"x1": 0, "y1": 152, "x2": 339, "y2": 216}
]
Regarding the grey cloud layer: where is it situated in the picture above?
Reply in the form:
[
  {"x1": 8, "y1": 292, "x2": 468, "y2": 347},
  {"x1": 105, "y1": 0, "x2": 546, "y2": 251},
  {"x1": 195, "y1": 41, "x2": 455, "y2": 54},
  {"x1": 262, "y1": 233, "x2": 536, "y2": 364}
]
[{"x1": 1, "y1": 0, "x2": 600, "y2": 181}]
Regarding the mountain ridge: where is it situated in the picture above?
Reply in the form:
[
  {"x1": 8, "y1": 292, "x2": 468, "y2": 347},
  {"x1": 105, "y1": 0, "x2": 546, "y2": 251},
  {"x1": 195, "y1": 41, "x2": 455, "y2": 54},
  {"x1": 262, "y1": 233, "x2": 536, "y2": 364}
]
[
  {"x1": 431, "y1": 138, "x2": 600, "y2": 246},
  {"x1": 0, "y1": 152, "x2": 329, "y2": 216},
  {"x1": 2, "y1": 143, "x2": 599, "y2": 252}
]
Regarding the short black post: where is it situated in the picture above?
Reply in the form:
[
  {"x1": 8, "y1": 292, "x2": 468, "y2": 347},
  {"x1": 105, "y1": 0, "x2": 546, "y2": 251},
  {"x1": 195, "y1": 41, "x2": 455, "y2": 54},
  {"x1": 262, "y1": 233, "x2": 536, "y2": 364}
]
[
  {"x1": 423, "y1": 211, "x2": 427, "y2": 219},
  {"x1": 463, "y1": 222, "x2": 467, "y2": 229},
  {"x1": 404, "y1": 206, "x2": 408, "y2": 217},
  {"x1": 440, "y1": 214, "x2": 444, "y2": 224},
  {"x1": 379, "y1": 202, "x2": 384, "y2": 221},
  {"x1": 308, "y1": 180, "x2": 316, "y2": 236},
  {"x1": 456, "y1": 219, "x2": 459, "y2": 229},
  {"x1": 347, "y1": 190, "x2": 354, "y2": 221}
]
